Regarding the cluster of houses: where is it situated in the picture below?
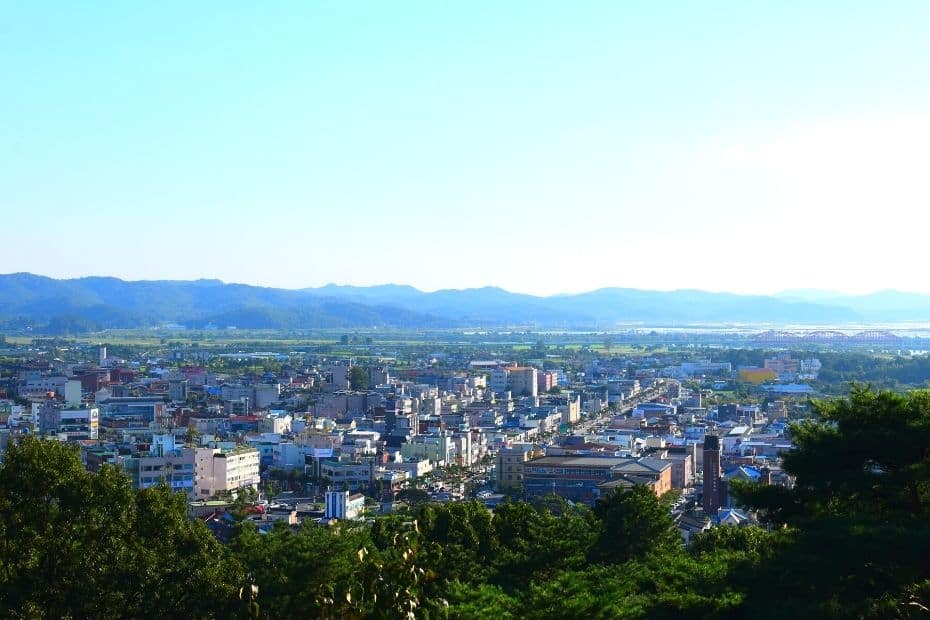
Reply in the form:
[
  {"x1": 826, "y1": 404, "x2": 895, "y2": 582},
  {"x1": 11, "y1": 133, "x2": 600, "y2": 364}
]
[{"x1": 0, "y1": 343, "x2": 797, "y2": 533}]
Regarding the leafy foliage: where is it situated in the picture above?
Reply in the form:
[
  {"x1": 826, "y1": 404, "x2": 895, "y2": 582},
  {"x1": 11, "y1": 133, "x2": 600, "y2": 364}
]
[
  {"x1": 348, "y1": 365, "x2": 370, "y2": 391},
  {"x1": 733, "y1": 387, "x2": 930, "y2": 617},
  {"x1": 589, "y1": 486, "x2": 681, "y2": 565},
  {"x1": 0, "y1": 437, "x2": 242, "y2": 619},
  {"x1": 7, "y1": 387, "x2": 930, "y2": 619}
]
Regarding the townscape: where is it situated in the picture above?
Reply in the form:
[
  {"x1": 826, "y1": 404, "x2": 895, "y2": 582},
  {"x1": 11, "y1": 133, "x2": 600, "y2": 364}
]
[
  {"x1": 3, "y1": 328, "x2": 930, "y2": 617},
  {"x1": 0, "y1": 334, "x2": 819, "y2": 526},
  {"x1": 6, "y1": 2, "x2": 930, "y2": 617}
]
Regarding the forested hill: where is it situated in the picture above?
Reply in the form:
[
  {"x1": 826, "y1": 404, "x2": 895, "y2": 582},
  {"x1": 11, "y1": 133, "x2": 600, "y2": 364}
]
[{"x1": 2, "y1": 272, "x2": 915, "y2": 332}]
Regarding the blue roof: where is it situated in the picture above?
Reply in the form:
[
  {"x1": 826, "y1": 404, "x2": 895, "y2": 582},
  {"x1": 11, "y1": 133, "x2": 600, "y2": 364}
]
[
  {"x1": 723, "y1": 465, "x2": 762, "y2": 480},
  {"x1": 715, "y1": 508, "x2": 750, "y2": 524}
]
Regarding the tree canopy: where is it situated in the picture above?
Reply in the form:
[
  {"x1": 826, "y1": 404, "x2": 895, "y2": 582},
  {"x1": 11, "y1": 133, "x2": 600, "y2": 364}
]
[
  {"x1": 348, "y1": 366, "x2": 370, "y2": 391},
  {"x1": 0, "y1": 437, "x2": 243, "y2": 619},
  {"x1": 5, "y1": 387, "x2": 930, "y2": 618}
]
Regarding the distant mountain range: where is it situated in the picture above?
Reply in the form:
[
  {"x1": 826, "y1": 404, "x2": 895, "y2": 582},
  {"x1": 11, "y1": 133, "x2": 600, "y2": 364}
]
[{"x1": 2, "y1": 273, "x2": 930, "y2": 333}]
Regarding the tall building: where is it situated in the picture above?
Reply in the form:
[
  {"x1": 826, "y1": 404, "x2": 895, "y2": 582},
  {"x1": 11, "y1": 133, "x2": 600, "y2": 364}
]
[
  {"x1": 702, "y1": 434, "x2": 724, "y2": 515},
  {"x1": 508, "y1": 367, "x2": 538, "y2": 398},
  {"x1": 537, "y1": 371, "x2": 558, "y2": 393},
  {"x1": 489, "y1": 366, "x2": 539, "y2": 397},
  {"x1": 168, "y1": 379, "x2": 188, "y2": 403},
  {"x1": 194, "y1": 444, "x2": 261, "y2": 499},
  {"x1": 489, "y1": 368, "x2": 510, "y2": 394},
  {"x1": 64, "y1": 380, "x2": 83, "y2": 407}
]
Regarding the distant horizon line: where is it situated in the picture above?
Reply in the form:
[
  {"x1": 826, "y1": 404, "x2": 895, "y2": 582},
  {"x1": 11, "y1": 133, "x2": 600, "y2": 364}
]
[{"x1": 3, "y1": 271, "x2": 926, "y2": 300}]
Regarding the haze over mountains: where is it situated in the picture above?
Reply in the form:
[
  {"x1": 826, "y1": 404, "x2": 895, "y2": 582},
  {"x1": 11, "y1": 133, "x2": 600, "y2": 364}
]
[{"x1": 2, "y1": 273, "x2": 930, "y2": 333}]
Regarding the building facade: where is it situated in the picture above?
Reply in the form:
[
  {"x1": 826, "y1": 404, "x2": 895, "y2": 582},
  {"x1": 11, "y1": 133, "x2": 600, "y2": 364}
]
[
  {"x1": 195, "y1": 445, "x2": 261, "y2": 498},
  {"x1": 702, "y1": 434, "x2": 724, "y2": 515},
  {"x1": 324, "y1": 490, "x2": 365, "y2": 520}
]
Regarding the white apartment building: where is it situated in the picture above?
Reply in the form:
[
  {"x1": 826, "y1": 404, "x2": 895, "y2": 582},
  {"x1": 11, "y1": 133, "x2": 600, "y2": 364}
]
[
  {"x1": 490, "y1": 366, "x2": 539, "y2": 397},
  {"x1": 258, "y1": 411, "x2": 292, "y2": 434},
  {"x1": 194, "y1": 444, "x2": 261, "y2": 498}
]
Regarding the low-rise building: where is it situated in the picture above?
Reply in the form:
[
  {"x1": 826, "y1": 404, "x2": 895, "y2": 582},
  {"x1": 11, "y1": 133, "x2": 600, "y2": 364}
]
[
  {"x1": 524, "y1": 456, "x2": 624, "y2": 504},
  {"x1": 98, "y1": 396, "x2": 167, "y2": 432},
  {"x1": 524, "y1": 455, "x2": 673, "y2": 504},
  {"x1": 608, "y1": 457, "x2": 673, "y2": 496},
  {"x1": 258, "y1": 411, "x2": 292, "y2": 434},
  {"x1": 316, "y1": 458, "x2": 376, "y2": 491},
  {"x1": 383, "y1": 458, "x2": 432, "y2": 480}
]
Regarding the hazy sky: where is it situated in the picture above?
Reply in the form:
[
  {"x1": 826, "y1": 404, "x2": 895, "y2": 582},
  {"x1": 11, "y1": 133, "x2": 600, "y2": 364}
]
[{"x1": 3, "y1": 2, "x2": 930, "y2": 296}]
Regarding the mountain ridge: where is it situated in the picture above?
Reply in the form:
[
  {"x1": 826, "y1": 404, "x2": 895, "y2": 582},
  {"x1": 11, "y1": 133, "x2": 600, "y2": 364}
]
[{"x1": 3, "y1": 273, "x2": 930, "y2": 333}]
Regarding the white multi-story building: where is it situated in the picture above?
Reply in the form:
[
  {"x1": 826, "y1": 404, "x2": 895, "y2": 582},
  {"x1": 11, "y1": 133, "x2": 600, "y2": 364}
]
[
  {"x1": 324, "y1": 490, "x2": 365, "y2": 520},
  {"x1": 272, "y1": 442, "x2": 318, "y2": 470},
  {"x1": 400, "y1": 432, "x2": 455, "y2": 465},
  {"x1": 258, "y1": 411, "x2": 292, "y2": 434},
  {"x1": 490, "y1": 366, "x2": 539, "y2": 397},
  {"x1": 23, "y1": 376, "x2": 68, "y2": 398},
  {"x1": 194, "y1": 444, "x2": 260, "y2": 498},
  {"x1": 798, "y1": 358, "x2": 822, "y2": 380}
]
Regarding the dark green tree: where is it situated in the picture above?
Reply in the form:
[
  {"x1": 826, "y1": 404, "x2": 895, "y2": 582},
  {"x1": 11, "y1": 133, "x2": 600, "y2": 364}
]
[
  {"x1": 490, "y1": 500, "x2": 596, "y2": 592},
  {"x1": 733, "y1": 387, "x2": 930, "y2": 618},
  {"x1": 414, "y1": 501, "x2": 498, "y2": 586},
  {"x1": 588, "y1": 486, "x2": 681, "y2": 565},
  {"x1": 229, "y1": 520, "x2": 372, "y2": 618},
  {"x1": 348, "y1": 366, "x2": 369, "y2": 391},
  {"x1": 0, "y1": 437, "x2": 243, "y2": 619},
  {"x1": 395, "y1": 487, "x2": 430, "y2": 506}
]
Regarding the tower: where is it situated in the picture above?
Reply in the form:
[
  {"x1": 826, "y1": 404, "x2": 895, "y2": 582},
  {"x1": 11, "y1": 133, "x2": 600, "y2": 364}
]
[{"x1": 702, "y1": 434, "x2": 723, "y2": 515}]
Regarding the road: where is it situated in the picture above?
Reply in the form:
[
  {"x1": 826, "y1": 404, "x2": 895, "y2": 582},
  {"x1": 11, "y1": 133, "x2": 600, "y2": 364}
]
[{"x1": 573, "y1": 381, "x2": 670, "y2": 434}]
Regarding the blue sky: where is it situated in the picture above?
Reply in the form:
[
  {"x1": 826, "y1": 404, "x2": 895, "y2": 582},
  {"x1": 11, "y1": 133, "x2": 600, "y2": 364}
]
[{"x1": 3, "y1": 2, "x2": 930, "y2": 295}]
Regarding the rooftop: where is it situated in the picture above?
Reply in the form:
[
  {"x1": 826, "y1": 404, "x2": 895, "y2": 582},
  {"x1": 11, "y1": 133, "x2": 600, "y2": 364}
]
[
  {"x1": 611, "y1": 458, "x2": 671, "y2": 474},
  {"x1": 527, "y1": 456, "x2": 634, "y2": 468}
]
